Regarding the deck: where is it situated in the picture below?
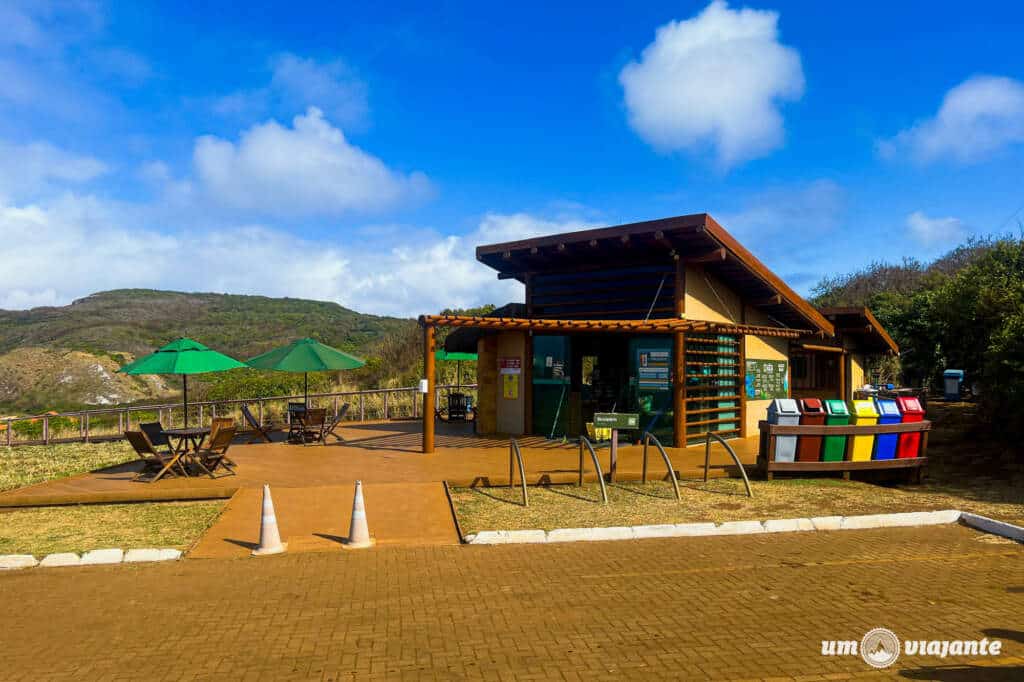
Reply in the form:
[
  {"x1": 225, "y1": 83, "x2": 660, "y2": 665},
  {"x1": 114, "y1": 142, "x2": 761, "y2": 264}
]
[{"x1": 0, "y1": 420, "x2": 759, "y2": 508}]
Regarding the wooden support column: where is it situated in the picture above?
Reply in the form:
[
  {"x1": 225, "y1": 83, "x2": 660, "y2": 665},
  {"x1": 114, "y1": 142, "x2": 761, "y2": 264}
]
[
  {"x1": 673, "y1": 257, "x2": 686, "y2": 448},
  {"x1": 524, "y1": 332, "x2": 533, "y2": 434},
  {"x1": 423, "y1": 324, "x2": 436, "y2": 453}
]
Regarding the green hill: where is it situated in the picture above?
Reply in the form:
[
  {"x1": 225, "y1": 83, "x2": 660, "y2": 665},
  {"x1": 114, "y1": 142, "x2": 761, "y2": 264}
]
[{"x1": 0, "y1": 289, "x2": 420, "y2": 412}]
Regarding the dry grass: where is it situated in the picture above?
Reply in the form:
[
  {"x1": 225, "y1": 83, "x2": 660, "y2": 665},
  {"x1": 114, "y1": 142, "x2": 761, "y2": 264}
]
[
  {"x1": 451, "y1": 477, "x2": 1024, "y2": 534},
  {"x1": 0, "y1": 442, "x2": 135, "y2": 493},
  {"x1": 0, "y1": 500, "x2": 226, "y2": 556}
]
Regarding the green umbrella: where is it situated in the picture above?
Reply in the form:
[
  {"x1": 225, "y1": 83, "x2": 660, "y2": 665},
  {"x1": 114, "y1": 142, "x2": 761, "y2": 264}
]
[
  {"x1": 435, "y1": 349, "x2": 478, "y2": 389},
  {"x1": 117, "y1": 338, "x2": 247, "y2": 427},
  {"x1": 245, "y1": 337, "x2": 365, "y2": 406}
]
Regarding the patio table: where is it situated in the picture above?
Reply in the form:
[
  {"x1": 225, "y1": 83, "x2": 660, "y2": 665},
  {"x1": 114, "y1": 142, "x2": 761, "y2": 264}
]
[{"x1": 162, "y1": 427, "x2": 211, "y2": 456}]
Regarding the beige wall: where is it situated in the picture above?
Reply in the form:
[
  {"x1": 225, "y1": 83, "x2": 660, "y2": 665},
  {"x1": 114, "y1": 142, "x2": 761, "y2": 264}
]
[
  {"x1": 848, "y1": 353, "x2": 866, "y2": 399},
  {"x1": 495, "y1": 332, "x2": 526, "y2": 435},
  {"x1": 685, "y1": 266, "x2": 742, "y2": 323},
  {"x1": 742, "y1": 334, "x2": 790, "y2": 437}
]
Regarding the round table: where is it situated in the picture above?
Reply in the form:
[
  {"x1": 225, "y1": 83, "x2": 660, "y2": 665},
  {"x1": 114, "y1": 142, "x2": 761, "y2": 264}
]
[{"x1": 162, "y1": 427, "x2": 211, "y2": 455}]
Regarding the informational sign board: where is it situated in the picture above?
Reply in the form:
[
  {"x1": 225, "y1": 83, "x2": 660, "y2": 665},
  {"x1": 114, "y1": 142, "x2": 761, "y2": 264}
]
[
  {"x1": 593, "y1": 412, "x2": 639, "y2": 430},
  {"x1": 502, "y1": 374, "x2": 519, "y2": 400},
  {"x1": 499, "y1": 357, "x2": 521, "y2": 375},
  {"x1": 637, "y1": 348, "x2": 670, "y2": 391},
  {"x1": 745, "y1": 359, "x2": 789, "y2": 400}
]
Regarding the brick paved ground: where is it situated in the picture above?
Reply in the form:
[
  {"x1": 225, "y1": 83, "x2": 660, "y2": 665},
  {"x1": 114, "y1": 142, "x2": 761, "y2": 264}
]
[{"x1": 1, "y1": 526, "x2": 1021, "y2": 680}]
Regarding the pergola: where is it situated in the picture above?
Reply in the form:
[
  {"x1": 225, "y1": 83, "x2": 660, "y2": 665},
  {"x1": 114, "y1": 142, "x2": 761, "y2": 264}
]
[{"x1": 417, "y1": 314, "x2": 809, "y2": 453}]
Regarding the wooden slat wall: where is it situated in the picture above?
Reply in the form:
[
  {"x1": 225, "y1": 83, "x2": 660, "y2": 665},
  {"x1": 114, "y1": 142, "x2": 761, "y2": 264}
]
[
  {"x1": 529, "y1": 264, "x2": 676, "y2": 320},
  {"x1": 685, "y1": 333, "x2": 742, "y2": 445}
]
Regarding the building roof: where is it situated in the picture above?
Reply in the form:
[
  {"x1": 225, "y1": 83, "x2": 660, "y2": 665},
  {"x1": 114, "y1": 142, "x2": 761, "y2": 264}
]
[
  {"x1": 425, "y1": 314, "x2": 807, "y2": 339},
  {"x1": 475, "y1": 213, "x2": 834, "y2": 335},
  {"x1": 819, "y1": 307, "x2": 899, "y2": 355}
]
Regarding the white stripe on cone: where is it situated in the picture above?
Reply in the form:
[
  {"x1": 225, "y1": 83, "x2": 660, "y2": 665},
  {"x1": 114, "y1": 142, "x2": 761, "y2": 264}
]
[
  {"x1": 252, "y1": 484, "x2": 287, "y2": 556},
  {"x1": 344, "y1": 480, "x2": 374, "y2": 549}
]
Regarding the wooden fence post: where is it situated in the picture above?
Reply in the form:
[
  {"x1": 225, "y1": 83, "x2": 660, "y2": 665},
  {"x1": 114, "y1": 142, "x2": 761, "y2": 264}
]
[
  {"x1": 84, "y1": 414, "x2": 90, "y2": 443},
  {"x1": 43, "y1": 415, "x2": 50, "y2": 445},
  {"x1": 118, "y1": 412, "x2": 124, "y2": 434},
  {"x1": 383, "y1": 393, "x2": 389, "y2": 420}
]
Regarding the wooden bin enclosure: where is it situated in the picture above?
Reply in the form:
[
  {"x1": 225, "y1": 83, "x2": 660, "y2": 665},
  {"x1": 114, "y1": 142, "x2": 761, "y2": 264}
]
[{"x1": 757, "y1": 419, "x2": 931, "y2": 481}]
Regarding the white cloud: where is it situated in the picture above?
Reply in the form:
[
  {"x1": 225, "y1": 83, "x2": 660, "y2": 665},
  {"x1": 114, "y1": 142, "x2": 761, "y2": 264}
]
[
  {"x1": 213, "y1": 53, "x2": 369, "y2": 128},
  {"x1": 619, "y1": 0, "x2": 804, "y2": 168},
  {"x1": 0, "y1": 140, "x2": 108, "y2": 201},
  {"x1": 881, "y1": 75, "x2": 1024, "y2": 163},
  {"x1": 0, "y1": 188, "x2": 582, "y2": 318},
  {"x1": 906, "y1": 211, "x2": 965, "y2": 245},
  {"x1": 193, "y1": 107, "x2": 430, "y2": 217}
]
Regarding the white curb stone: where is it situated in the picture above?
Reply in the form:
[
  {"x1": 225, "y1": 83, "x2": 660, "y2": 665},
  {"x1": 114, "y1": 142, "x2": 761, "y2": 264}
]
[
  {"x1": 40, "y1": 553, "x2": 80, "y2": 568},
  {"x1": 713, "y1": 520, "x2": 766, "y2": 535},
  {"x1": 960, "y1": 513, "x2": 1024, "y2": 542},
  {"x1": 810, "y1": 516, "x2": 843, "y2": 531},
  {"x1": 157, "y1": 549, "x2": 183, "y2": 561},
  {"x1": 80, "y1": 548, "x2": 124, "y2": 565},
  {"x1": 929, "y1": 509, "x2": 962, "y2": 524},
  {"x1": 632, "y1": 524, "x2": 682, "y2": 539},
  {"x1": 672, "y1": 522, "x2": 719, "y2": 536},
  {"x1": 470, "y1": 530, "x2": 547, "y2": 545},
  {"x1": 124, "y1": 549, "x2": 164, "y2": 563},
  {"x1": 0, "y1": 554, "x2": 38, "y2": 570},
  {"x1": 841, "y1": 514, "x2": 896, "y2": 530},
  {"x1": 547, "y1": 526, "x2": 634, "y2": 543},
  {"x1": 763, "y1": 518, "x2": 815, "y2": 533}
]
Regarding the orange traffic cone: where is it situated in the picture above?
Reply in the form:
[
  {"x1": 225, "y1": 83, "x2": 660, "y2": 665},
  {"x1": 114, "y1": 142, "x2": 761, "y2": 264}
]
[
  {"x1": 252, "y1": 484, "x2": 287, "y2": 556},
  {"x1": 344, "y1": 480, "x2": 374, "y2": 549}
]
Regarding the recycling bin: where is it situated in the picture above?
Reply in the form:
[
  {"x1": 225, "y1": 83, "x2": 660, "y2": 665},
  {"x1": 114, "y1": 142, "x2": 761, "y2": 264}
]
[
  {"x1": 822, "y1": 399, "x2": 850, "y2": 461},
  {"x1": 943, "y1": 369, "x2": 964, "y2": 401},
  {"x1": 872, "y1": 398, "x2": 901, "y2": 460},
  {"x1": 796, "y1": 398, "x2": 825, "y2": 461},
  {"x1": 896, "y1": 396, "x2": 925, "y2": 458},
  {"x1": 767, "y1": 398, "x2": 801, "y2": 462},
  {"x1": 850, "y1": 400, "x2": 879, "y2": 461}
]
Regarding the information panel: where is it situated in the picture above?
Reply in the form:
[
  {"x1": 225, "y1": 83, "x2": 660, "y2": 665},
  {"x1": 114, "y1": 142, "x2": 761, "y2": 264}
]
[{"x1": 745, "y1": 359, "x2": 789, "y2": 400}]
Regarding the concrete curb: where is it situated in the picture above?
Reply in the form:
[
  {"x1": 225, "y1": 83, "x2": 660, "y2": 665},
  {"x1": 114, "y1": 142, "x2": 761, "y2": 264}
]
[
  {"x1": 1, "y1": 548, "x2": 183, "y2": 571},
  {"x1": 463, "y1": 509, "x2": 1002, "y2": 545}
]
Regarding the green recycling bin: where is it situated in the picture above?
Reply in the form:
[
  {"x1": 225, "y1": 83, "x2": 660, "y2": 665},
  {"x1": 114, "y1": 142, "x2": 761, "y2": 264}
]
[{"x1": 822, "y1": 399, "x2": 849, "y2": 461}]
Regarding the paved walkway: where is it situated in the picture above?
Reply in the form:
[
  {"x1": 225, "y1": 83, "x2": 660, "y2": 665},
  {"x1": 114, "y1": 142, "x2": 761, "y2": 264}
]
[
  {"x1": 189, "y1": 483, "x2": 459, "y2": 558},
  {"x1": 0, "y1": 421, "x2": 756, "y2": 507},
  {"x1": 2, "y1": 525, "x2": 1021, "y2": 680}
]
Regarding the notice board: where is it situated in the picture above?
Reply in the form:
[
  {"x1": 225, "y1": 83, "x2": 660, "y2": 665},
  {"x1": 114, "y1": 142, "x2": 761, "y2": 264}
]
[{"x1": 745, "y1": 359, "x2": 789, "y2": 400}]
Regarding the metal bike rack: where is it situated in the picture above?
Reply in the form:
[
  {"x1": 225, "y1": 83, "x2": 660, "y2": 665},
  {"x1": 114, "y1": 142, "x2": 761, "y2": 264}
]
[
  {"x1": 577, "y1": 436, "x2": 609, "y2": 504},
  {"x1": 704, "y1": 431, "x2": 753, "y2": 498},
  {"x1": 641, "y1": 431, "x2": 681, "y2": 501},
  {"x1": 508, "y1": 438, "x2": 529, "y2": 507}
]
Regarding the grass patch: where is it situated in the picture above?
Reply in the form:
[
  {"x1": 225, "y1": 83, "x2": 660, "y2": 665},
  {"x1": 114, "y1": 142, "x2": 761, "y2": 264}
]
[
  {"x1": 451, "y1": 478, "x2": 1024, "y2": 534},
  {"x1": 0, "y1": 442, "x2": 135, "y2": 493},
  {"x1": 0, "y1": 500, "x2": 226, "y2": 556}
]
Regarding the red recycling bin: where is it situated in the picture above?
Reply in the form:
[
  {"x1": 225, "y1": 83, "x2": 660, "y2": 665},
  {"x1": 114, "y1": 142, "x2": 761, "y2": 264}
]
[
  {"x1": 896, "y1": 396, "x2": 925, "y2": 458},
  {"x1": 796, "y1": 398, "x2": 825, "y2": 461}
]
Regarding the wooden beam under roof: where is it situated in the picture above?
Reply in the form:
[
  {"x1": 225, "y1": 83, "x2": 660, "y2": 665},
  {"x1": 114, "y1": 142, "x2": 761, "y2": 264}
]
[{"x1": 684, "y1": 247, "x2": 727, "y2": 264}]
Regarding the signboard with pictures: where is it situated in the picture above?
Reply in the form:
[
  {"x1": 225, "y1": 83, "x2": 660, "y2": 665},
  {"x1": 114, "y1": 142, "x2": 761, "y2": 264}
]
[
  {"x1": 637, "y1": 348, "x2": 670, "y2": 391},
  {"x1": 745, "y1": 359, "x2": 789, "y2": 400}
]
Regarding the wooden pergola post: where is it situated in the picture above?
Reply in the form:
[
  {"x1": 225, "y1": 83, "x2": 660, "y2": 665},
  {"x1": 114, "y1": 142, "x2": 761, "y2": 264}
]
[
  {"x1": 423, "y1": 323, "x2": 436, "y2": 453},
  {"x1": 673, "y1": 257, "x2": 687, "y2": 448}
]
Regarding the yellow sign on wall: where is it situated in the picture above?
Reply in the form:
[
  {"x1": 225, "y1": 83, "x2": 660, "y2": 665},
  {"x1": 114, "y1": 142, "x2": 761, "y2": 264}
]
[{"x1": 502, "y1": 374, "x2": 518, "y2": 400}]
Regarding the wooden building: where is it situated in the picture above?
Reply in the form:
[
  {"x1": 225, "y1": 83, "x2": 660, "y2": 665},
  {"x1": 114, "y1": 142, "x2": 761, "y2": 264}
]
[{"x1": 419, "y1": 213, "x2": 897, "y2": 453}]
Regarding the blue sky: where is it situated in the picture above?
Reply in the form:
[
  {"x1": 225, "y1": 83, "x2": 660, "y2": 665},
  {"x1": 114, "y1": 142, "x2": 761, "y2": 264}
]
[{"x1": 2, "y1": 0, "x2": 1022, "y2": 316}]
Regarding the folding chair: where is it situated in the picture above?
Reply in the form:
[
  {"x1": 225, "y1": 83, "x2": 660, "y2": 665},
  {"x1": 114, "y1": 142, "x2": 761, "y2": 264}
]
[
  {"x1": 240, "y1": 404, "x2": 281, "y2": 443},
  {"x1": 296, "y1": 408, "x2": 327, "y2": 446},
  {"x1": 126, "y1": 430, "x2": 187, "y2": 482},
  {"x1": 195, "y1": 426, "x2": 237, "y2": 478},
  {"x1": 210, "y1": 417, "x2": 234, "y2": 441},
  {"x1": 139, "y1": 422, "x2": 171, "y2": 452},
  {"x1": 323, "y1": 403, "x2": 350, "y2": 443}
]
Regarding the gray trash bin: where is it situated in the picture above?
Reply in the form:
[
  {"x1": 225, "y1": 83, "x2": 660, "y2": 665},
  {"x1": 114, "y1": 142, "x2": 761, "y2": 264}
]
[{"x1": 767, "y1": 398, "x2": 801, "y2": 463}]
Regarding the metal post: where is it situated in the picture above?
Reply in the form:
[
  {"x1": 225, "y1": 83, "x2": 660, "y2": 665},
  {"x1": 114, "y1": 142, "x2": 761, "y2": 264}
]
[
  {"x1": 258, "y1": 400, "x2": 264, "y2": 426},
  {"x1": 333, "y1": 396, "x2": 339, "y2": 418},
  {"x1": 383, "y1": 393, "x2": 389, "y2": 420},
  {"x1": 6, "y1": 419, "x2": 11, "y2": 446},
  {"x1": 118, "y1": 411, "x2": 124, "y2": 434},
  {"x1": 359, "y1": 394, "x2": 365, "y2": 421},
  {"x1": 609, "y1": 428, "x2": 618, "y2": 482},
  {"x1": 84, "y1": 414, "x2": 90, "y2": 443},
  {"x1": 43, "y1": 416, "x2": 50, "y2": 445}
]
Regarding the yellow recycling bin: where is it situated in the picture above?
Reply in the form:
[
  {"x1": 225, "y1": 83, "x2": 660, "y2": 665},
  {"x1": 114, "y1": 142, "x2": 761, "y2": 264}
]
[{"x1": 850, "y1": 399, "x2": 880, "y2": 461}]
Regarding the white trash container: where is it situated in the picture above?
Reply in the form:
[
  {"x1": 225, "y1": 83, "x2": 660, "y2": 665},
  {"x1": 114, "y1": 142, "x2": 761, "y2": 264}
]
[{"x1": 767, "y1": 398, "x2": 801, "y2": 463}]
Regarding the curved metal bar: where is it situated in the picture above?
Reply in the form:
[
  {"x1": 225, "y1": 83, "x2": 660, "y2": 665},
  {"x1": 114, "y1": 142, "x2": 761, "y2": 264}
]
[
  {"x1": 509, "y1": 438, "x2": 529, "y2": 507},
  {"x1": 641, "y1": 431, "x2": 681, "y2": 501},
  {"x1": 577, "y1": 436, "x2": 609, "y2": 504},
  {"x1": 704, "y1": 432, "x2": 753, "y2": 498}
]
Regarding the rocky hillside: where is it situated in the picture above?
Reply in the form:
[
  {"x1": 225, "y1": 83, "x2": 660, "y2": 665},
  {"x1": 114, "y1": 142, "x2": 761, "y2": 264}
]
[{"x1": 0, "y1": 289, "x2": 419, "y2": 412}]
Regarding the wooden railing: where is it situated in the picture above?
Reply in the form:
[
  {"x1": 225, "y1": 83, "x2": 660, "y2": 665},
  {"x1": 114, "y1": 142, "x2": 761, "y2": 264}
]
[{"x1": 1, "y1": 384, "x2": 476, "y2": 447}]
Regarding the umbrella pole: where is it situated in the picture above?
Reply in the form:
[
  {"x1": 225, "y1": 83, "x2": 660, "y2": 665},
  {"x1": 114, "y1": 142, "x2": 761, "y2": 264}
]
[
  {"x1": 183, "y1": 374, "x2": 188, "y2": 428},
  {"x1": 457, "y1": 360, "x2": 461, "y2": 390},
  {"x1": 305, "y1": 372, "x2": 309, "y2": 408}
]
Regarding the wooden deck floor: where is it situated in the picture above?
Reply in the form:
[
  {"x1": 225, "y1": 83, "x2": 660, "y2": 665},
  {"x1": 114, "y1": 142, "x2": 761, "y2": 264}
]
[{"x1": 0, "y1": 421, "x2": 760, "y2": 507}]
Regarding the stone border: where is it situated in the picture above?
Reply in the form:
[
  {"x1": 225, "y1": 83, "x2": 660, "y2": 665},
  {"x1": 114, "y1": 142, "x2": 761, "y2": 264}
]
[
  {"x1": 463, "y1": 510, "x2": 1024, "y2": 545},
  {"x1": 1, "y1": 548, "x2": 182, "y2": 571}
]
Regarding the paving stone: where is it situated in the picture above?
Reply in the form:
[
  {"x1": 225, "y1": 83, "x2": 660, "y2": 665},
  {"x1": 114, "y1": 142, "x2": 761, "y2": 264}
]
[
  {"x1": 0, "y1": 554, "x2": 38, "y2": 570},
  {"x1": 763, "y1": 518, "x2": 815, "y2": 533},
  {"x1": 79, "y1": 548, "x2": 124, "y2": 565},
  {"x1": 39, "y1": 553, "x2": 80, "y2": 568}
]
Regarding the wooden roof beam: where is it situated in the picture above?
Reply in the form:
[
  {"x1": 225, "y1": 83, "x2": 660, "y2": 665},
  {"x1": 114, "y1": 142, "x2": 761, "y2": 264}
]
[{"x1": 684, "y1": 247, "x2": 727, "y2": 264}]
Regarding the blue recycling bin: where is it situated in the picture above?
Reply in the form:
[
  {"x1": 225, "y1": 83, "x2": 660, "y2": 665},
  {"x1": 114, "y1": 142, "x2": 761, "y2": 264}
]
[
  {"x1": 873, "y1": 398, "x2": 901, "y2": 460},
  {"x1": 943, "y1": 370, "x2": 964, "y2": 401}
]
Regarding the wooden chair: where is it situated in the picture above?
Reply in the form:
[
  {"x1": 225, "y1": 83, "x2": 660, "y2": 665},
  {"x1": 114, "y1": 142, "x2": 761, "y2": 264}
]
[
  {"x1": 195, "y1": 426, "x2": 237, "y2": 478},
  {"x1": 210, "y1": 417, "x2": 234, "y2": 441},
  {"x1": 324, "y1": 403, "x2": 350, "y2": 443},
  {"x1": 139, "y1": 422, "x2": 171, "y2": 452},
  {"x1": 126, "y1": 430, "x2": 186, "y2": 482},
  {"x1": 240, "y1": 404, "x2": 282, "y2": 443},
  {"x1": 447, "y1": 393, "x2": 468, "y2": 422},
  {"x1": 296, "y1": 408, "x2": 328, "y2": 446}
]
